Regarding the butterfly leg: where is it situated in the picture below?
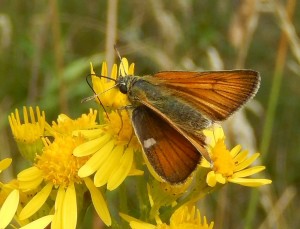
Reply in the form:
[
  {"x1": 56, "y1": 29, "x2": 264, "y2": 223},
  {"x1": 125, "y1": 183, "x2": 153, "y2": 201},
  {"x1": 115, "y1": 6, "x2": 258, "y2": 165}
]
[
  {"x1": 115, "y1": 105, "x2": 134, "y2": 135},
  {"x1": 116, "y1": 105, "x2": 134, "y2": 111},
  {"x1": 115, "y1": 109, "x2": 124, "y2": 136}
]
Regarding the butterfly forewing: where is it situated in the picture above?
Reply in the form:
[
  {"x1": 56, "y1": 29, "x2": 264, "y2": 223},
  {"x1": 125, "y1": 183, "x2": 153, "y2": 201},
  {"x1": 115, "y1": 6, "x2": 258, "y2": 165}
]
[
  {"x1": 151, "y1": 70, "x2": 260, "y2": 121},
  {"x1": 132, "y1": 106, "x2": 201, "y2": 183}
]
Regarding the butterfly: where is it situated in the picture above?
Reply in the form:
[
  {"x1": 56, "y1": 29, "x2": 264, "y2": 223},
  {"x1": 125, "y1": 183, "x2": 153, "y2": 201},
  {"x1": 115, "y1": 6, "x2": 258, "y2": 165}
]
[{"x1": 111, "y1": 70, "x2": 260, "y2": 184}]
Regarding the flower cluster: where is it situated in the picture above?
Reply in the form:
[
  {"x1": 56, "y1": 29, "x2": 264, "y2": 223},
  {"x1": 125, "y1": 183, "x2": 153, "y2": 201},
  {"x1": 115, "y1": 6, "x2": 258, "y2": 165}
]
[{"x1": 0, "y1": 58, "x2": 271, "y2": 228}]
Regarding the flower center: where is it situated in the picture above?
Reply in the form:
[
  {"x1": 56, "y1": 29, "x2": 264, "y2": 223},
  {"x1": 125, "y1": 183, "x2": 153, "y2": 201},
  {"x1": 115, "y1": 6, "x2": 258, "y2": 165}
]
[
  {"x1": 211, "y1": 139, "x2": 234, "y2": 177},
  {"x1": 35, "y1": 136, "x2": 88, "y2": 187}
]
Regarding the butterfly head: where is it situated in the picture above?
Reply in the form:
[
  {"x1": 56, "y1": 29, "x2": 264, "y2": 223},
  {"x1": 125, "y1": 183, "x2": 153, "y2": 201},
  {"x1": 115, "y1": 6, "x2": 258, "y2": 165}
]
[{"x1": 116, "y1": 75, "x2": 137, "y2": 94}]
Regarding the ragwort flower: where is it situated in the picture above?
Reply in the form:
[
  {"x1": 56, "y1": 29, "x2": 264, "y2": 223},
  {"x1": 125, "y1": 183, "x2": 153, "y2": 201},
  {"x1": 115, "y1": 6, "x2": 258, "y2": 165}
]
[
  {"x1": 74, "y1": 107, "x2": 143, "y2": 191},
  {"x1": 8, "y1": 106, "x2": 45, "y2": 162},
  {"x1": 74, "y1": 58, "x2": 143, "y2": 191},
  {"x1": 120, "y1": 205, "x2": 214, "y2": 229},
  {"x1": 202, "y1": 125, "x2": 272, "y2": 187},
  {"x1": 0, "y1": 158, "x2": 19, "y2": 229},
  {"x1": 15, "y1": 108, "x2": 111, "y2": 228},
  {"x1": 90, "y1": 57, "x2": 134, "y2": 109},
  {"x1": 0, "y1": 158, "x2": 54, "y2": 229}
]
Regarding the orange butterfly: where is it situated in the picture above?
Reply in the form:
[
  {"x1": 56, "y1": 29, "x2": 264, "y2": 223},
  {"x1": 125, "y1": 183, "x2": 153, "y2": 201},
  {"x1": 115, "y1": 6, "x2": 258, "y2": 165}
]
[{"x1": 113, "y1": 70, "x2": 260, "y2": 184}]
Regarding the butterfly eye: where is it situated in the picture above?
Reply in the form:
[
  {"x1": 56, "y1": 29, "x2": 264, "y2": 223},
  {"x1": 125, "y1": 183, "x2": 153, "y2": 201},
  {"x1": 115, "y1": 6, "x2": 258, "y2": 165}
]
[{"x1": 119, "y1": 83, "x2": 128, "y2": 94}]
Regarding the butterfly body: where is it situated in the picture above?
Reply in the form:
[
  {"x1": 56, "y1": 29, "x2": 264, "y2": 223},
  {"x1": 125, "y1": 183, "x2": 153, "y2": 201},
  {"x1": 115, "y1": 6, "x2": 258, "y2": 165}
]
[
  {"x1": 123, "y1": 76, "x2": 212, "y2": 132},
  {"x1": 115, "y1": 70, "x2": 260, "y2": 183}
]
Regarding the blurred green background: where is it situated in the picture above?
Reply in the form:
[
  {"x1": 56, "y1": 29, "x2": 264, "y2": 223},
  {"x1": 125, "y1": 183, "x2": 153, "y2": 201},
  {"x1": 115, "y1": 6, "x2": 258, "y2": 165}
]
[{"x1": 0, "y1": 0, "x2": 299, "y2": 228}]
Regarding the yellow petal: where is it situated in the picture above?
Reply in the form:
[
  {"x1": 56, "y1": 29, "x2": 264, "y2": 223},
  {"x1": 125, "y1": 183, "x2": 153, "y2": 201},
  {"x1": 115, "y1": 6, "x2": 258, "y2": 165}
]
[
  {"x1": 234, "y1": 153, "x2": 260, "y2": 172},
  {"x1": 101, "y1": 62, "x2": 107, "y2": 76},
  {"x1": 215, "y1": 173, "x2": 226, "y2": 184},
  {"x1": 73, "y1": 134, "x2": 110, "y2": 157},
  {"x1": 203, "y1": 130, "x2": 216, "y2": 147},
  {"x1": 94, "y1": 145, "x2": 123, "y2": 187},
  {"x1": 73, "y1": 129, "x2": 103, "y2": 139},
  {"x1": 128, "y1": 168, "x2": 144, "y2": 176},
  {"x1": 52, "y1": 187, "x2": 65, "y2": 229},
  {"x1": 119, "y1": 58, "x2": 129, "y2": 76},
  {"x1": 18, "y1": 167, "x2": 44, "y2": 190},
  {"x1": 214, "y1": 126, "x2": 225, "y2": 140},
  {"x1": 128, "y1": 63, "x2": 135, "y2": 75},
  {"x1": 55, "y1": 186, "x2": 65, "y2": 211},
  {"x1": 18, "y1": 178, "x2": 44, "y2": 191},
  {"x1": 84, "y1": 177, "x2": 111, "y2": 226},
  {"x1": 119, "y1": 212, "x2": 141, "y2": 224},
  {"x1": 232, "y1": 166, "x2": 265, "y2": 178},
  {"x1": 111, "y1": 64, "x2": 117, "y2": 79},
  {"x1": 19, "y1": 215, "x2": 53, "y2": 229},
  {"x1": 56, "y1": 114, "x2": 71, "y2": 123},
  {"x1": 206, "y1": 171, "x2": 217, "y2": 187},
  {"x1": 107, "y1": 147, "x2": 133, "y2": 190},
  {"x1": 19, "y1": 183, "x2": 53, "y2": 220},
  {"x1": 0, "y1": 158, "x2": 12, "y2": 172},
  {"x1": 200, "y1": 157, "x2": 211, "y2": 168},
  {"x1": 18, "y1": 167, "x2": 43, "y2": 181},
  {"x1": 62, "y1": 184, "x2": 77, "y2": 229},
  {"x1": 228, "y1": 177, "x2": 272, "y2": 187},
  {"x1": 232, "y1": 150, "x2": 248, "y2": 164},
  {"x1": 90, "y1": 62, "x2": 95, "y2": 74},
  {"x1": 130, "y1": 221, "x2": 156, "y2": 229},
  {"x1": 78, "y1": 140, "x2": 114, "y2": 177},
  {"x1": 0, "y1": 189, "x2": 19, "y2": 228},
  {"x1": 204, "y1": 125, "x2": 224, "y2": 147},
  {"x1": 230, "y1": 145, "x2": 242, "y2": 158}
]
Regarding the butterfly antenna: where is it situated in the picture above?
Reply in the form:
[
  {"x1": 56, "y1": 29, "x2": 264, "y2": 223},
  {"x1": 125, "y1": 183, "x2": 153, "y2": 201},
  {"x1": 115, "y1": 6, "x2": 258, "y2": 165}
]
[
  {"x1": 84, "y1": 73, "x2": 113, "y2": 121},
  {"x1": 81, "y1": 84, "x2": 119, "y2": 103},
  {"x1": 114, "y1": 45, "x2": 128, "y2": 76}
]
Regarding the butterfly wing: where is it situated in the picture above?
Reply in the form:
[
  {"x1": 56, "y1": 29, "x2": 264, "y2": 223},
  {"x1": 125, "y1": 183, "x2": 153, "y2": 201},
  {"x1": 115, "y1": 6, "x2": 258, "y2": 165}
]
[
  {"x1": 128, "y1": 70, "x2": 259, "y2": 167},
  {"x1": 132, "y1": 106, "x2": 201, "y2": 183},
  {"x1": 150, "y1": 70, "x2": 260, "y2": 121}
]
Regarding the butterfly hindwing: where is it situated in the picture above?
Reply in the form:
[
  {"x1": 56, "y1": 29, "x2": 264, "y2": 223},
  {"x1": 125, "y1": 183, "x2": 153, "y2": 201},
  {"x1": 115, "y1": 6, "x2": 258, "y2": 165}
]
[{"x1": 131, "y1": 106, "x2": 201, "y2": 183}]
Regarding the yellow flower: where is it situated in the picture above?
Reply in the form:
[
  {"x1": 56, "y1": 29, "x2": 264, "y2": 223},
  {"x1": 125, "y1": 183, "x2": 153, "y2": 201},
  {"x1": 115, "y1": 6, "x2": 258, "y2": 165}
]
[
  {"x1": 0, "y1": 157, "x2": 12, "y2": 173},
  {"x1": 0, "y1": 175, "x2": 54, "y2": 229},
  {"x1": 74, "y1": 58, "x2": 143, "y2": 190},
  {"x1": 74, "y1": 110, "x2": 143, "y2": 191},
  {"x1": 0, "y1": 160, "x2": 50, "y2": 228},
  {"x1": 0, "y1": 158, "x2": 20, "y2": 229},
  {"x1": 120, "y1": 205, "x2": 214, "y2": 229},
  {"x1": 16, "y1": 110, "x2": 112, "y2": 228},
  {"x1": 8, "y1": 106, "x2": 45, "y2": 161},
  {"x1": 47, "y1": 108, "x2": 98, "y2": 137},
  {"x1": 202, "y1": 125, "x2": 272, "y2": 187},
  {"x1": 90, "y1": 57, "x2": 135, "y2": 109}
]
